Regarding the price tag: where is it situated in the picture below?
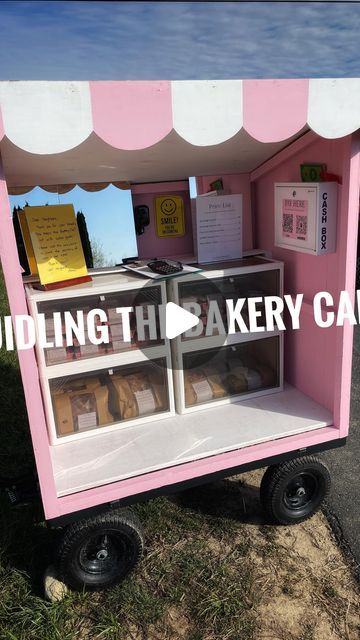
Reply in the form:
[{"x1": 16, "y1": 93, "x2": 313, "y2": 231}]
[
  {"x1": 134, "y1": 389, "x2": 156, "y2": 415},
  {"x1": 77, "y1": 412, "x2": 97, "y2": 430},
  {"x1": 192, "y1": 380, "x2": 213, "y2": 402}
]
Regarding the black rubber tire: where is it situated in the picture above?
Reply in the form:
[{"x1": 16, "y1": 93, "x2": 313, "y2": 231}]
[
  {"x1": 260, "y1": 456, "x2": 331, "y2": 525},
  {"x1": 55, "y1": 509, "x2": 144, "y2": 590}
]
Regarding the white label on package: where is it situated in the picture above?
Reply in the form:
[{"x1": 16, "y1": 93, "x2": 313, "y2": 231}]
[
  {"x1": 134, "y1": 389, "x2": 156, "y2": 415},
  {"x1": 192, "y1": 379, "x2": 213, "y2": 402},
  {"x1": 77, "y1": 412, "x2": 98, "y2": 430}
]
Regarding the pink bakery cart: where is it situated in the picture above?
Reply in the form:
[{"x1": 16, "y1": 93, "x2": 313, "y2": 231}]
[{"x1": 0, "y1": 79, "x2": 359, "y2": 590}]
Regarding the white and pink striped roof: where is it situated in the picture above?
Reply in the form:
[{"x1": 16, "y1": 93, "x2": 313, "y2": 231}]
[{"x1": 0, "y1": 79, "x2": 359, "y2": 188}]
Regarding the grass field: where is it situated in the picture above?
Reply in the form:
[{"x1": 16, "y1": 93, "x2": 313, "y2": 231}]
[{"x1": 0, "y1": 271, "x2": 359, "y2": 640}]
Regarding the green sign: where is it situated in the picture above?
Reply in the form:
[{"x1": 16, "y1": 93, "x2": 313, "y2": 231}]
[{"x1": 300, "y1": 163, "x2": 327, "y2": 182}]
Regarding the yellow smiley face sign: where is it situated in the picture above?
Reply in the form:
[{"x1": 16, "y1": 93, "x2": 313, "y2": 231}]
[{"x1": 155, "y1": 195, "x2": 185, "y2": 238}]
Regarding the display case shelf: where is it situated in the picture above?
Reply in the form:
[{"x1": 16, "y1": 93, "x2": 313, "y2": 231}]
[{"x1": 51, "y1": 384, "x2": 333, "y2": 497}]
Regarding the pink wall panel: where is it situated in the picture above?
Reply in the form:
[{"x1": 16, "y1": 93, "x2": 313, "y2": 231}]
[
  {"x1": 132, "y1": 181, "x2": 194, "y2": 259},
  {"x1": 254, "y1": 135, "x2": 357, "y2": 424},
  {"x1": 196, "y1": 173, "x2": 253, "y2": 250},
  {"x1": 90, "y1": 81, "x2": 173, "y2": 150}
]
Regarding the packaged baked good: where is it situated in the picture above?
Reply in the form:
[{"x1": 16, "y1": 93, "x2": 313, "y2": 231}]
[
  {"x1": 107, "y1": 306, "x2": 122, "y2": 323},
  {"x1": 226, "y1": 370, "x2": 248, "y2": 394},
  {"x1": 79, "y1": 343, "x2": 101, "y2": 358},
  {"x1": 252, "y1": 363, "x2": 276, "y2": 387},
  {"x1": 110, "y1": 322, "x2": 124, "y2": 340},
  {"x1": 228, "y1": 354, "x2": 276, "y2": 391},
  {"x1": 184, "y1": 368, "x2": 227, "y2": 406},
  {"x1": 226, "y1": 359, "x2": 264, "y2": 393},
  {"x1": 184, "y1": 370, "x2": 211, "y2": 406},
  {"x1": 45, "y1": 346, "x2": 75, "y2": 365},
  {"x1": 109, "y1": 371, "x2": 165, "y2": 420},
  {"x1": 202, "y1": 364, "x2": 228, "y2": 396},
  {"x1": 46, "y1": 347, "x2": 67, "y2": 365},
  {"x1": 52, "y1": 377, "x2": 113, "y2": 436}
]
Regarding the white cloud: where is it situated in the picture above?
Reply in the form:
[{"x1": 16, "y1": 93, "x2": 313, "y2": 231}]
[{"x1": 0, "y1": 1, "x2": 359, "y2": 79}]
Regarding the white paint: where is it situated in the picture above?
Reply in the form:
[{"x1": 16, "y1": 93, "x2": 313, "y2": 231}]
[
  {"x1": 308, "y1": 78, "x2": 360, "y2": 139},
  {"x1": 172, "y1": 80, "x2": 243, "y2": 145},
  {"x1": 51, "y1": 384, "x2": 333, "y2": 497},
  {"x1": 0, "y1": 81, "x2": 93, "y2": 153}
]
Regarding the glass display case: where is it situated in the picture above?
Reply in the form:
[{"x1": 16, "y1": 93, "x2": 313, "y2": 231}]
[
  {"x1": 36, "y1": 284, "x2": 164, "y2": 366},
  {"x1": 26, "y1": 272, "x2": 174, "y2": 444},
  {"x1": 50, "y1": 358, "x2": 170, "y2": 438},
  {"x1": 178, "y1": 262, "x2": 280, "y2": 339},
  {"x1": 182, "y1": 336, "x2": 280, "y2": 408},
  {"x1": 167, "y1": 257, "x2": 284, "y2": 413}
]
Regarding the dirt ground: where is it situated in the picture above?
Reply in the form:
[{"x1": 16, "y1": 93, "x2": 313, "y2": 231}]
[
  {"x1": 227, "y1": 470, "x2": 359, "y2": 640},
  {"x1": 110, "y1": 469, "x2": 360, "y2": 640}
]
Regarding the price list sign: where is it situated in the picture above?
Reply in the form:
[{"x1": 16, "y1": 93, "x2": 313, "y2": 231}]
[{"x1": 195, "y1": 194, "x2": 243, "y2": 264}]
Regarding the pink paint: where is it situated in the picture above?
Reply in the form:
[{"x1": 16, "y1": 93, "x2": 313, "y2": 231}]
[
  {"x1": 243, "y1": 79, "x2": 309, "y2": 143},
  {"x1": 132, "y1": 181, "x2": 194, "y2": 259},
  {"x1": 253, "y1": 133, "x2": 357, "y2": 441},
  {"x1": 196, "y1": 174, "x2": 253, "y2": 250},
  {"x1": 0, "y1": 160, "x2": 60, "y2": 519},
  {"x1": 333, "y1": 133, "x2": 360, "y2": 435},
  {"x1": 90, "y1": 81, "x2": 173, "y2": 150},
  {"x1": 0, "y1": 82, "x2": 357, "y2": 522},
  {"x1": 250, "y1": 131, "x2": 318, "y2": 182},
  {"x1": 56, "y1": 425, "x2": 339, "y2": 518}
]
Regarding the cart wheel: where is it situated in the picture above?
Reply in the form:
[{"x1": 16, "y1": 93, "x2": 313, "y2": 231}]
[
  {"x1": 260, "y1": 456, "x2": 331, "y2": 525},
  {"x1": 55, "y1": 509, "x2": 144, "y2": 590}
]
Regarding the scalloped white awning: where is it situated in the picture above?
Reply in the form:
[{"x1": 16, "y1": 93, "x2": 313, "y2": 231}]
[{"x1": 0, "y1": 79, "x2": 359, "y2": 188}]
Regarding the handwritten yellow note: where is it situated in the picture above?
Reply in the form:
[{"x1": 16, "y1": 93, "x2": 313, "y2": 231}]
[{"x1": 24, "y1": 204, "x2": 88, "y2": 285}]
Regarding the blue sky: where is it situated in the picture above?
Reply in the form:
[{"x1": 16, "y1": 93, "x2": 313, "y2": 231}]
[
  {"x1": 9, "y1": 186, "x2": 139, "y2": 266},
  {"x1": 0, "y1": 1, "x2": 359, "y2": 79},
  {"x1": 3, "y1": 1, "x2": 360, "y2": 264}
]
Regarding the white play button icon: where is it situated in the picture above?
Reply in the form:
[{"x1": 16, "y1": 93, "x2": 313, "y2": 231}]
[{"x1": 165, "y1": 302, "x2": 200, "y2": 339}]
